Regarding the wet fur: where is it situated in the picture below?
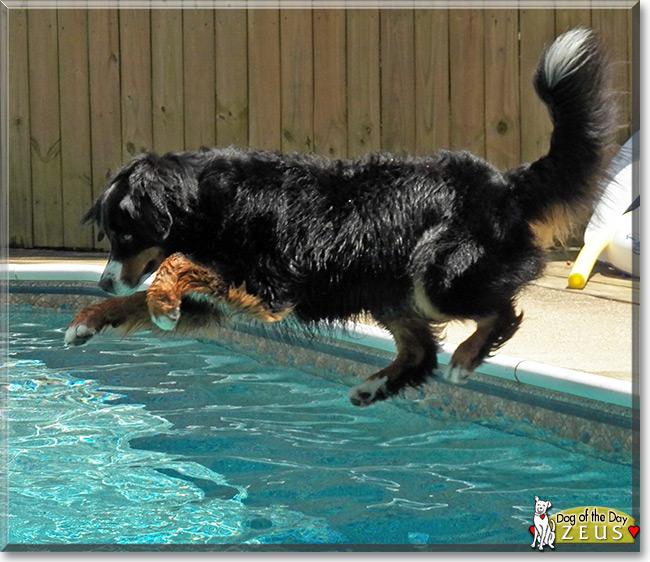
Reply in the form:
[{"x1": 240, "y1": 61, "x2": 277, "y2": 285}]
[{"x1": 70, "y1": 29, "x2": 616, "y2": 406}]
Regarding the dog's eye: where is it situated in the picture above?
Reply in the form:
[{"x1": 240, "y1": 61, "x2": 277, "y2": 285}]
[{"x1": 120, "y1": 233, "x2": 134, "y2": 243}]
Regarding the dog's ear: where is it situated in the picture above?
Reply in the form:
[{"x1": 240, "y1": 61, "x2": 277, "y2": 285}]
[
  {"x1": 82, "y1": 198, "x2": 100, "y2": 226},
  {"x1": 125, "y1": 153, "x2": 192, "y2": 240},
  {"x1": 82, "y1": 196, "x2": 108, "y2": 242},
  {"x1": 535, "y1": 496, "x2": 539, "y2": 502},
  {"x1": 141, "y1": 192, "x2": 173, "y2": 240},
  {"x1": 120, "y1": 187, "x2": 173, "y2": 241},
  {"x1": 546, "y1": 501, "x2": 552, "y2": 510}
]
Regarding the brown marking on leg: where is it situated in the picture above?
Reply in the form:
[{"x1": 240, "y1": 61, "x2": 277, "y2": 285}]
[
  {"x1": 225, "y1": 284, "x2": 290, "y2": 322},
  {"x1": 146, "y1": 253, "x2": 289, "y2": 330},
  {"x1": 445, "y1": 306, "x2": 523, "y2": 382},
  {"x1": 348, "y1": 318, "x2": 438, "y2": 407},
  {"x1": 65, "y1": 292, "x2": 152, "y2": 345},
  {"x1": 66, "y1": 254, "x2": 291, "y2": 346},
  {"x1": 65, "y1": 289, "x2": 230, "y2": 346},
  {"x1": 450, "y1": 315, "x2": 500, "y2": 372}
]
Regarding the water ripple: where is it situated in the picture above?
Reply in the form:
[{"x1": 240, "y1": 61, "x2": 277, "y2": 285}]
[
  {"x1": 7, "y1": 359, "x2": 341, "y2": 545},
  {"x1": 5, "y1": 307, "x2": 634, "y2": 546}
]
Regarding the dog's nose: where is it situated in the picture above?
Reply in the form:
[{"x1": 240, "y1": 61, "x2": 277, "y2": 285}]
[{"x1": 98, "y1": 275, "x2": 116, "y2": 294}]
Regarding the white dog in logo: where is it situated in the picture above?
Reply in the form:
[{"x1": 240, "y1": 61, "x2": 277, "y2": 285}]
[{"x1": 531, "y1": 496, "x2": 555, "y2": 550}]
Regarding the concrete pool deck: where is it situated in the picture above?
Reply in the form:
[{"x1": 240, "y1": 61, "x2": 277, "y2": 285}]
[{"x1": 6, "y1": 249, "x2": 638, "y2": 383}]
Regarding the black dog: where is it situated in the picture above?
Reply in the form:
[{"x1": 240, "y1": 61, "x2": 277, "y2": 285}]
[{"x1": 66, "y1": 28, "x2": 615, "y2": 407}]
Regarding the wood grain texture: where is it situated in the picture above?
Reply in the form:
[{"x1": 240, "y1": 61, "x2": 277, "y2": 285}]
[
  {"x1": 88, "y1": 10, "x2": 121, "y2": 250},
  {"x1": 555, "y1": 8, "x2": 591, "y2": 34},
  {"x1": 183, "y1": 10, "x2": 216, "y2": 150},
  {"x1": 484, "y1": 9, "x2": 520, "y2": 170},
  {"x1": 314, "y1": 9, "x2": 347, "y2": 158},
  {"x1": 380, "y1": 10, "x2": 416, "y2": 155},
  {"x1": 414, "y1": 9, "x2": 449, "y2": 154},
  {"x1": 248, "y1": 9, "x2": 281, "y2": 151},
  {"x1": 8, "y1": 7, "x2": 634, "y2": 250},
  {"x1": 346, "y1": 9, "x2": 380, "y2": 157},
  {"x1": 152, "y1": 10, "x2": 184, "y2": 153},
  {"x1": 216, "y1": 9, "x2": 248, "y2": 147},
  {"x1": 519, "y1": 9, "x2": 555, "y2": 165},
  {"x1": 8, "y1": 9, "x2": 32, "y2": 247},
  {"x1": 591, "y1": 7, "x2": 632, "y2": 145},
  {"x1": 280, "y1": 10, "x2": 313, "y2": 153},
  {"x1": 449, "y1": 9, "x2": 485, "y2": 156},
  {"x1": 58, "y1": 10, "x2": 93, "y2": 249},
  {"x1": 27, "y1": 9, "x2": 63, "y2": 247},
  {"x1": 119, "y1": 10, "x2": 153, "y2": 160}
]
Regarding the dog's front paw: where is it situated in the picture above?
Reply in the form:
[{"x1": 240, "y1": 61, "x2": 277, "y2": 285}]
[
  {"x1": 65, "y1": 305, "x2": 108, "y2": 346},
  {"x1": 64, "y1": 319, "x2": 97, "y2": 346},
  {"x1": 440, "y1": 362, "x2": 472, "y2": 384},
  {"x1": 348, "y1": 376, "x2": 389, "y2": 407}
]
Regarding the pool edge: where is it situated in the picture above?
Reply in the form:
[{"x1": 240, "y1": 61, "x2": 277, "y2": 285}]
[{"x1": 3, "y1": 262, "x2": 634, "y2": 410}]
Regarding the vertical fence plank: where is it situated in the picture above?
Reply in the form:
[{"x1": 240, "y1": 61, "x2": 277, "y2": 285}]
[
  {"x1": 592, "y1": 7, "x2": 631, "y2": 145},
  {"x1": 449, "y1": 10, "x2": 485, "y2": 156},
  {"x1": 183, "y1": 10, "x2": 216, "y2": 150},
  {"x1": 555, "y1": 8, "x2": 591, "y2": 34},
  {"x1": 151, "y1": 10, "x2": 184, "y2": 154},
  {"x1": 519, "y1": 9, "x2": 555, "y2": 164},
  {"x1": 248, "y1": 9, "x2": 281, "y2": 150},
  {"x1": 313, "y1": 9, "x2": 347, "y2": 158},
  {"x1": 280, "y1": 9, "x2": 313, "y2": 153},
  {"x1": 119, "y1": 9, "x2": 153, "y2": 160},
  {"x1": 380, "y1": 10, "x2": 416, "y2": 155},
  {"x1": 346, "y1": 9, "x2": 380, "y2": 158},
  {"x1": 484, "y1": 9, "x2": 520, "y2": 170},
  {"x1": 414, "y1": 9, "x2": 449, "y2": 154},
  {"x1": 58, "y1": 10, "x2": 93, "y2": 249},
  {"x1": 88, "y1": 9, "x2": 121, "y2": 250},
  {"x1": 9, "y1": 7, "x2": 637, "y2": 250},
  {"x1": 8, "y1": 9, "x2": 33, "y2": 248},
  {"x1": 216, "y1": 9, "x2": 248, "y2": 147},
  {"x1": 27, "y1": 9, "x2": 63, "y2": 247}
]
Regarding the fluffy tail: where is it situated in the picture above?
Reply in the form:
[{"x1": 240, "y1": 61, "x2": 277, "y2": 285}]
[{"x1": 507, "y1": 28, "x2": 617, "y2": 248}]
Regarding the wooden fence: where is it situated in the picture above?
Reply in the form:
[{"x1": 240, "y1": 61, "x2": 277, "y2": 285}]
[{"x1": 9, "y1": 7, "x2": 635, "y2": 250}]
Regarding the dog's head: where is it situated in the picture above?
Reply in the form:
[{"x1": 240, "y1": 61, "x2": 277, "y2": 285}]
[
  {"x1": 534, "y1": 496, "x2": 552, "y2": 516},
  {"x1": 84, "y1": 153, "x2": 196, "y2": 295}
]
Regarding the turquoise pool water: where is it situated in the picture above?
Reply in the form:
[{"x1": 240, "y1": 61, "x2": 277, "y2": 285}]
[{"x1": 4, "y1": 306, "x2": 634, "y2": 547}]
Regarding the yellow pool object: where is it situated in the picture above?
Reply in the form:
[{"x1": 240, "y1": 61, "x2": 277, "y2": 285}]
[
  {"x1": 568, "y1": 132, "x2": 639, "y2": 290},
  {"x1": 568, "y1": 223, "x2": 622, "y2": 290}
]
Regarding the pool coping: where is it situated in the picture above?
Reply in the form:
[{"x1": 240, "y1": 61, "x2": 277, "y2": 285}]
[{"x1": 3, "y1": 262, "x2": 634, "y2": 410}]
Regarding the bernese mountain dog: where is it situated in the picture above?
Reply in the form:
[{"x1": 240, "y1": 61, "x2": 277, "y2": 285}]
[{"x1": 65, "y1": 28, "x2": 616, "y2": 407}]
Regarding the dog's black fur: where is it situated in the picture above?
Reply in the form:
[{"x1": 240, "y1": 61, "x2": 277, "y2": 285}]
[{"x1": 77, "y1": 28, "x2": 616, "y2": 406}]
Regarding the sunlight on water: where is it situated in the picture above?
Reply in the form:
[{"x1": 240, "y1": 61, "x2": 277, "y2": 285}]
[
  {"x1": 6, "y1": 358, "x2": 340, "y2": 545},
  {"x1": 4, "y1": 306, "x2": 634, "y2": 546}
]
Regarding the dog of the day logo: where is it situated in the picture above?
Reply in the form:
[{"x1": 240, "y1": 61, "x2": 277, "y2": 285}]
[{"x1": 528, "y1": 497, "x2": 638, "y2": 550}]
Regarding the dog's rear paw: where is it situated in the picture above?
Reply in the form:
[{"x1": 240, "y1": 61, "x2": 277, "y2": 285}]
[
  {"x1": 64, "y1": 322, "x2": 96, "y2": 346},
  {"x1": 348, "y1": 376, "x2": 388, "y2": 407},
  {"x1": 441, "y1": 363, "x2": 472, "y2": 384}
]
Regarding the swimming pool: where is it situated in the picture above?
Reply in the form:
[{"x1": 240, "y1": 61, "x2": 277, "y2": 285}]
[{"x1": 2, "y1": 278, "x2": 639, "y2": 551}]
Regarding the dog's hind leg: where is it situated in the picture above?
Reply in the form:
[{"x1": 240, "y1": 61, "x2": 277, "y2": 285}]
[
  {"x1": 348, "y1": 318, "x2": 439, "y2": 407},
  {"x1": 442, "y1": 303, "x2": 522, "y2": 383},
  {"x1": 147, "y1": 253, "x2": 289, "y2": 330}
]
